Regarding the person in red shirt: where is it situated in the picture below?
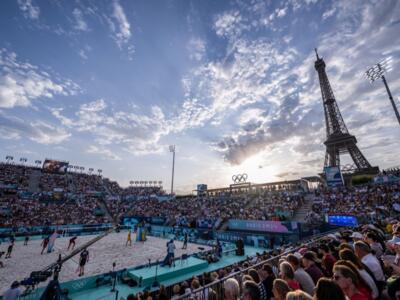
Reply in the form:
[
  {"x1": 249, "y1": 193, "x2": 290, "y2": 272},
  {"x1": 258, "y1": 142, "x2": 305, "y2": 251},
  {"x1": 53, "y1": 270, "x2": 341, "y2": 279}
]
[
  {"x1": 333, "y1": 265, "x2": 369, "y2": 300},
  {"x1": 302, "y1": 251, "x2": 324, "y2": 284},
  {"x1": 319, "y1": 244, "x2": 336, "y2": 277},
  {"x1": 334, "y1": 260, "x2": 373, "y2": 300},
  {"x1": 279, "y1": 261, "x2": 301, "y2": 290}
]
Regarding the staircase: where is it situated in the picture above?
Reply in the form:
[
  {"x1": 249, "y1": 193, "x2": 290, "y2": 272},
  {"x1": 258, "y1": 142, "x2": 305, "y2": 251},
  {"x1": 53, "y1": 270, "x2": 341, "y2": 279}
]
[
  {"x1": 67, "y1": 173, "x2": 76, "y2": 193},
  {"x1": 291, "y1": 194, "x2": 314, "y2": 222},
  {"x1": 101, "y1": 179, "x2": 113, "y2": 196},
  {"x1": 27, "y1": 169, "x2": 41, "y2": 193},
  {"x1": 97, "y1": 197, "x2": 117, "y2": 224},
  {"x1": 217, "y1": 218, "x2": 230, "y2": 231}
]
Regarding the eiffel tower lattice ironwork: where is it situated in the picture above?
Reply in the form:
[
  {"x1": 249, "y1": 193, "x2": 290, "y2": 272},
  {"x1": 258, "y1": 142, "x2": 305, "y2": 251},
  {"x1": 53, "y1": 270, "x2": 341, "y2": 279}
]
[{"x1": 314, "y1": 49, "x2": 372, "y2": 171}]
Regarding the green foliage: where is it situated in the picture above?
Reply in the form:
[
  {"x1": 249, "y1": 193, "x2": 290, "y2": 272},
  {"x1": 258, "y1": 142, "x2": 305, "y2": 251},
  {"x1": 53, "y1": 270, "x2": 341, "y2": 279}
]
[{"x1": 351, "y1": 174, "x2": 374, "y2": 185}]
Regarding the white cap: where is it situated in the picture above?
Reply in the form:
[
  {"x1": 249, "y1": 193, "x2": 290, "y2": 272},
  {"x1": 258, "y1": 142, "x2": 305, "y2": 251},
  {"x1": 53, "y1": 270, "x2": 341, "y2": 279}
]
[{"x1": 350, "y1": 232, "x2": 363, "y2": 239}]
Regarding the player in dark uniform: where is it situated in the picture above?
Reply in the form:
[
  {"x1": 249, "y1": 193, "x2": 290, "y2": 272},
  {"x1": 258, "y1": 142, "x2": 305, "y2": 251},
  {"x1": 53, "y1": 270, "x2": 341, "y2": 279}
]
[
  {"x1": 5, "y1": 241, "x2": 14, "y2": 258},
  {"x1": 79, "y1": 248, "x2": 89, "y2": 277},
  {"x1": 41, "y1": 236, "x2": 49, "y2": 255},
  {"x1": 68, "y1": 236, "x2": 77, "y2": 250},
  {"x1": 24, "y1": 236, "x2": 29, "y2": 246},
  {"x1": 182, "y1": 232, "x2": 188, "y2": 249}
]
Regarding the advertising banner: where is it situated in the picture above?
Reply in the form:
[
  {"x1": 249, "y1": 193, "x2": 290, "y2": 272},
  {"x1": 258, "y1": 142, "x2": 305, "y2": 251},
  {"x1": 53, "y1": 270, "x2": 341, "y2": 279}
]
[
  {"x1": 151, "y1": 216, "x2": 166, "y2": 225},
  {"x1": 373, "y1": 175, "x2": 400, "y2": 184},
  {"x1": 228, "y1": 219, "x2": 295, "y2": 233},
  {"x1": 324, "y1": 166, "x2": 344, "y2": 187}
]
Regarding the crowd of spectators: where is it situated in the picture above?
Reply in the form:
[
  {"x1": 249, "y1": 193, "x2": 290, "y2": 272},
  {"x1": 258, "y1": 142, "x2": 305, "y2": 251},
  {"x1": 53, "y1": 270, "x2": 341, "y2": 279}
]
[
  {"x1": 0, "y1": 163, "x2": 31, "y2": 189},
  {"x1": 103, "y1": 178, "x2": 124, "y2": 195},
  {"x1": 0, "y1": 196, "x2": 109, "y2": 227},
  {"x1": 105, "y1": 191, "x2": 303, "y2": 228},
  {"x1": 71, "y1": 173, "x2": 105, "y2": 194},
  {"x1": 245, "y1": 191, "x2": 304, "y2": 221},
  {"x1": 2, "y1": 161, "x2": 400, "y2": 234},
  {"x1": 2, "y1": 161, "x2": 400, "y2": 299},
  {"x1": 39, "y1": 173, "x2": 69, "y2": 192},
  {"x1": 118, "y1": 220, "x2": 400, "y2": 300},
  {"x1": 305, "y1": 182, "x2": 400, "y2": 225}
]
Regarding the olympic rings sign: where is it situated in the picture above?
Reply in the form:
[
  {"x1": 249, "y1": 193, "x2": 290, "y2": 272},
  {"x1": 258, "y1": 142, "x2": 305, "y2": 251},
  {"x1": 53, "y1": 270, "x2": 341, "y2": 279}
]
[
  {"x1": 72, "y1": 278, "x2": 89, "y2": 290},
  {"x1": 232, "y1": 174, "x2": 248, "y2": 183}
]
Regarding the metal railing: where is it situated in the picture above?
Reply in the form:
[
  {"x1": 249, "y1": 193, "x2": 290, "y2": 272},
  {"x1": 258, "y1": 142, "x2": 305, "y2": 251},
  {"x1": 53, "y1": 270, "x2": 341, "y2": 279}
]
[{"x1": 173, "y1": 229, "x2": 340, "y2": 300}]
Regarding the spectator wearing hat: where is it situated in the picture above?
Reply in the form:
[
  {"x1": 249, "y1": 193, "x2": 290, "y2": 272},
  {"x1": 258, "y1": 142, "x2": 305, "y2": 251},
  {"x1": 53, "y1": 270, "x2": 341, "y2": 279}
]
[
  {"x1": 386, "y1": 227, "x2": 400, "y2": 252},
  {"x1": 351, "y1": 232, "x2": 364, "y2": 242},
  {"x1": 302, "y1": 252, "x2": 324, "y2": 284},
  {"x1": 2, "y1": 281, "x2": 21, "y2": 300},
  {"x1": 286, "y1": 254, "x2": 315, "y2": 295}
]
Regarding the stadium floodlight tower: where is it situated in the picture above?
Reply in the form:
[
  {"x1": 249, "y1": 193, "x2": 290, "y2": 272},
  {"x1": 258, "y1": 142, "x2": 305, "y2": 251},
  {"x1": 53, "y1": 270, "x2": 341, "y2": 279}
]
[
  {"x1": 169, "y1": 145, "x2": 175, "y2": 195},
  {"x1": 365, "y1": 56, "x2": 400, "y2": 126}
]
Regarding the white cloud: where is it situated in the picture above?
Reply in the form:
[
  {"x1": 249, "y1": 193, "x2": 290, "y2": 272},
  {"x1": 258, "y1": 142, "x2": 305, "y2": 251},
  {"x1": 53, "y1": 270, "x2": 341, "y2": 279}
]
[
  {"x1": 105, "y1": 0, "x2": 134, "y2": 59},
  {"x1": 87, "y1": 145, "x2": 121, "y2": 160},
  {"x1": 52, "y1": 99, "x2": 168, "y2": 156},
  {"x1": 78, "y1": 45, "x2": 91, "y2": 60},
  {"x1": 187, "y1": 37, "x2": 206, "y2": 61},
  {"x1": 108, "y1": 0, "x2": 132, "y2": 47},
  {"x1": 174, "y1": 38, "x2": 299, "y2": 135},
  {"x1": 322, "y1": 5, "x2": 337, "y2": 20},
  {"x1": 214, "y1": 11, "x2": 246, "y2": 38},
  {"x1": 276, "y1": 7, "x2": 287, "y2": 18},
  {"x1": 30, "y1": 121, "x2": 71, "y2": 144},
  {"x1": 17, "y1": 0, "x2": 40, "y2": 20},
  {"x1": 0, "y1": 112, "x2": 70, "y2": 145},
  {"x1": 73, "y1": 8, "x2": 89, "y2": 31},
  {"x1": 0, "y1": 49, "x2": 80, "y2": 108},
  {"x1": 179, "y1": 0, "x2": 400, "y2": 170},
  {"x1": 79, "y1": 49, "x2": 88, "y2": 60}
]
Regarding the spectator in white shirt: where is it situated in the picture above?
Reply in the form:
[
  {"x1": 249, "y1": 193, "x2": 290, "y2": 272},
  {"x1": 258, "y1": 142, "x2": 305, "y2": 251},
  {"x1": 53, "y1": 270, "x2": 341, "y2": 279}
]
[{"x1": 354, "y1": 241, "x2": 385, "y2": 282}]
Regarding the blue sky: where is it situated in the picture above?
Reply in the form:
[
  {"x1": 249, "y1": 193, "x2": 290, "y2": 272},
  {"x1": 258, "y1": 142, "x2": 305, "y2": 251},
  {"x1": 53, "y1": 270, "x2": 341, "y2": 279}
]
[{"x1": 0, "y1": 0, "x2": 399, "y2": 193}]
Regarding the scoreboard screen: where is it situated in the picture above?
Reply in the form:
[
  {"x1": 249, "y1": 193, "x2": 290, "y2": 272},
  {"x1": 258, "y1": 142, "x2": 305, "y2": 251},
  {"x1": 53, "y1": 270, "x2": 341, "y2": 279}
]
[{"x1": 328, "y1": 215, "x2": 358, "y2": 227}]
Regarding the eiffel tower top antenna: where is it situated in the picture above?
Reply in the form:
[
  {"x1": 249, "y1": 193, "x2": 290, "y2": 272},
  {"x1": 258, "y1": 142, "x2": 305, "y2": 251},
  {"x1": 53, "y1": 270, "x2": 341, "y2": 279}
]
[{"x1": 314, "y1": 48, "x2": 319, "y2": 60}]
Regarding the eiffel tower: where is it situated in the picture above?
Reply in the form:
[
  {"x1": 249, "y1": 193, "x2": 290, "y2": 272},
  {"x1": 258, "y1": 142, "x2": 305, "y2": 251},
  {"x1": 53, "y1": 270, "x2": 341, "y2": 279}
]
[{"x1": 314, "y1": 49, "x2": 374, "y2": 171}]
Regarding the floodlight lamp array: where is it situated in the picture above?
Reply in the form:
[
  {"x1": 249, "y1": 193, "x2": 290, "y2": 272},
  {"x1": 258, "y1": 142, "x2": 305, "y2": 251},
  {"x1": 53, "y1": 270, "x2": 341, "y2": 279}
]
[{"x1": 365, "y1": 56, "x2": 393, "y2": 82}]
